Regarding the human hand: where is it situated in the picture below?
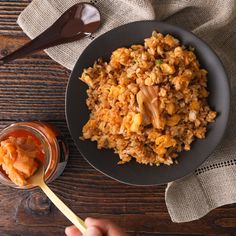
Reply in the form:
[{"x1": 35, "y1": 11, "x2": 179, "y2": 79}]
[{"x1": 65, "y1": 217, "x2": 127, "y2": 236}]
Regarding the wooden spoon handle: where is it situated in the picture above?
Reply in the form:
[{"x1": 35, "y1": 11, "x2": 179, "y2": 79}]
[{"x1": 39, "y1": 181, "x2": 86, "y2": 234}]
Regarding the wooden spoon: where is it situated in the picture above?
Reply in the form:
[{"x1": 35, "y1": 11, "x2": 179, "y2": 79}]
[
  {"x1": 28, "y1": 164, "x2": 86, "y2": 234},
  {"x1": 0, "y1": 2, "x2": 101, "y2": 64}
]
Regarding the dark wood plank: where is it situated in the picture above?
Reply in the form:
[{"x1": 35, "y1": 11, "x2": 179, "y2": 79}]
[
  {"x1": 0, "y1": 1, "x2": 235, "y2": 236},
  {"x1": 0, "y1": 0, "x2": 30, "y2": 36}
]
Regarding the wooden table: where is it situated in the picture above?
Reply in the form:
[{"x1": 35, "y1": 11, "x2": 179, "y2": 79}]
[{"x1": 0, "y1": 1, "x2": 235, "y2": 235}]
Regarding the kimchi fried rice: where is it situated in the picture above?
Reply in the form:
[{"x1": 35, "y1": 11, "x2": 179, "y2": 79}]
[{"x1": 80, "y1": 31, "x2": 216, "y2": 166}]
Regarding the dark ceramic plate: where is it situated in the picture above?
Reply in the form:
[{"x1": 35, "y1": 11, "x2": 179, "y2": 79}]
[{"x1": 66, "y1": 21, "x2": 230, "y2": 186}]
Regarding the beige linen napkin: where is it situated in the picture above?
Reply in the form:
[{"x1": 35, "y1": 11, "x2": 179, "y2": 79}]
[{"x1": 17, "y1": 0, "x2": 236, "y2": 222}]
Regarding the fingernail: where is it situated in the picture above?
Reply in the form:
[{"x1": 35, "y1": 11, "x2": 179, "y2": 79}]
[
  {"x1": 84, "y1": 226, "x2": 102, "y2": 236},
  {"x1": 65, "y1": 226, "x2": 78, "y2": 236},
  {"x1": 65, "y1": 227, "x2": 70, "y2": 236},
  {"x1": 84, "y1": 217, "x2": 94, "y2": 225}
]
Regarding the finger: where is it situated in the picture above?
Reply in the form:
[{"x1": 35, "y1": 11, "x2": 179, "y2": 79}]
[
  {"x1": 85, "y1": 217, "x2": 127, "y2": 236},
  {"x1": 65, "y1": 225, "x2": 82, "y2": 236},
  {"x1": 83, "y1": 226, "x2": 103, "y2": 236}
]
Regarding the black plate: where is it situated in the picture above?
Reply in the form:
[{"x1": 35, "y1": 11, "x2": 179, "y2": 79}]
[{"x1": 66, "y1": 21, "x2": 230, "y2": 186}]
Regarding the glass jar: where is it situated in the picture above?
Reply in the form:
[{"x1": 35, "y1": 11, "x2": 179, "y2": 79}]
[{"x1": 0, "y1": 121, "x2": 69, "y2": 189}]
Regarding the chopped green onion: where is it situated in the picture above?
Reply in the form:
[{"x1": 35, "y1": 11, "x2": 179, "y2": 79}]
[
  {"x1": 155, "y1": 59, "x2": 163, "y2": 65},
  {"x1": 188, "y1": 46, "x2": 195, "y2": 51}
]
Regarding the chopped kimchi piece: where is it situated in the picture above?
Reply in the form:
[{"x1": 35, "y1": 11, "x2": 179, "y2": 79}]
[
  {"x1": 0, "y1": 134, "x2": 43, "y2": 186},
  {"x1": 137, "y1": 86, "x2": 165, "y2": 129}
]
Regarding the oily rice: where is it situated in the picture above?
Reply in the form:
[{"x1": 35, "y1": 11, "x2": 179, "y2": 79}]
[{"x1": 80, "y1": 31, "x2": 216, "y2": 166}]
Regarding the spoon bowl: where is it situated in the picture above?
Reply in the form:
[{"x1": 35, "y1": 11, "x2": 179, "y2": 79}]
[
  {"x1": 28, "y1": 164, "x2": 45, "y2": 186},
  {"x1": 0, "y1": 3, "x2": 101, "y2": 64}
]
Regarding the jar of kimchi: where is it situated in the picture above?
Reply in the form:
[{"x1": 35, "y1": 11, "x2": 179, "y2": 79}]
[{"x1": 0, "y1": 121, "x2": 68, "y2": 189}]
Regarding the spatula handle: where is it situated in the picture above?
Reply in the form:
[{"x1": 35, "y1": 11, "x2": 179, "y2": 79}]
[{"x1": 39, "y1": 181, "x2": 86, "y2": 234}]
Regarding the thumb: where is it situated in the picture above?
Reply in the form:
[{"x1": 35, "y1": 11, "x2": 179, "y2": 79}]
[{"x1": 83, "y1": 226, "x2": 103, "y2": 236}]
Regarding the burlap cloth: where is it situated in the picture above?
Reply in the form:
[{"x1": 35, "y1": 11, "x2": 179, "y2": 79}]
[{"x1": 17, "y1": 0, "x2": 236, "y2": 223}]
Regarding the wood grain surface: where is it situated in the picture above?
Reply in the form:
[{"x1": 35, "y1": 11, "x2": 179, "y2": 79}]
[{"x1": 0, "y1": 1, "x2": 235, "y2": 235}]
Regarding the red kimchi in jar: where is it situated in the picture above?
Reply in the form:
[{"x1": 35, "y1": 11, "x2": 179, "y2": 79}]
[{"x1": 0, "y1": 121, "x2": 68, "y2": 189}]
